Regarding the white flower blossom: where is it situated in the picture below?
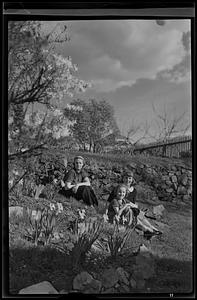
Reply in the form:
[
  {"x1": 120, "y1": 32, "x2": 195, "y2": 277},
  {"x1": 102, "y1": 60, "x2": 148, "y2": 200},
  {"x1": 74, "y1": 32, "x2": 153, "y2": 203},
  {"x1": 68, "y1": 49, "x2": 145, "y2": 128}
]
[
  {"x1": 50, "y1": 203, "x2": 56, "y2": 211},
  {"x1": 57, "y1": 202, "x2": 63, "y2": 213}
]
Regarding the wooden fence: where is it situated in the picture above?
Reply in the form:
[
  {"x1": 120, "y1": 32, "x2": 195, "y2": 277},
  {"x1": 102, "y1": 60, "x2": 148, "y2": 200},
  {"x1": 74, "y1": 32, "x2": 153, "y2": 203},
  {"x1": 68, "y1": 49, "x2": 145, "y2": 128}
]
[{"x1": 133, "y1": 136, "x2": 192, "y2": 158}]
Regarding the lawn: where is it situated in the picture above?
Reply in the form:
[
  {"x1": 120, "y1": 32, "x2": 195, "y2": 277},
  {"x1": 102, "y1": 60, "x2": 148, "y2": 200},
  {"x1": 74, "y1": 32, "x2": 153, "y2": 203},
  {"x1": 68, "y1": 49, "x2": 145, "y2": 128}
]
[
  {"x1": 8, "y1": 192, "x2": 193, "y2": 295},
  {"x1": 7, "y1": 151, "x2": 193, "y2": 295}
]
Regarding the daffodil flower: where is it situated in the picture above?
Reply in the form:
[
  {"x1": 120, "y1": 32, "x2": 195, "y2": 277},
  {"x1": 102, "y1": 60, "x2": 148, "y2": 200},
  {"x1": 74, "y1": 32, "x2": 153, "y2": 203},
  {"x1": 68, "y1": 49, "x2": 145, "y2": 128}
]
[
  {"x1": 57, "y1": 202, "x2": 63, "y2": 213},
  {"x1": 50, "y1": 203, "x2": 56, "y2": 211}
]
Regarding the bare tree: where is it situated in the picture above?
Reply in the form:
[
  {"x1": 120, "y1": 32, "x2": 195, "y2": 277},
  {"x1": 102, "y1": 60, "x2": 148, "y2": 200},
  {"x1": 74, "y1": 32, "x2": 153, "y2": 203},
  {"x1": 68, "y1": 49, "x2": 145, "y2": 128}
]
[
  {"x1": 149, "y1": 103, "x2": 191, "y2": 143},
  {"x1": 123, "y1": 120, "x2": 150, "y2": 155}
]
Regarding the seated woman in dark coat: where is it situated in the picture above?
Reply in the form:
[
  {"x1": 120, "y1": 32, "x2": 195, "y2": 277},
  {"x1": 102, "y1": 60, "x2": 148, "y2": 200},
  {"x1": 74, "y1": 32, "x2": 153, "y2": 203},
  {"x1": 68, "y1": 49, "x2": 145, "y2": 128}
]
[{"x1": 59, "y1": 156, "x2": 98, "y2": 207}]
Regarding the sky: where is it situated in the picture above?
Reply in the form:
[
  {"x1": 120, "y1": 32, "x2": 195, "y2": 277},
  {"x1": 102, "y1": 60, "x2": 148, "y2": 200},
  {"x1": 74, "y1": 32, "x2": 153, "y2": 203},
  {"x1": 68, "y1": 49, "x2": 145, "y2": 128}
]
[{"x1": 42, "y1": 19, "x2": 192, "y2": 142}]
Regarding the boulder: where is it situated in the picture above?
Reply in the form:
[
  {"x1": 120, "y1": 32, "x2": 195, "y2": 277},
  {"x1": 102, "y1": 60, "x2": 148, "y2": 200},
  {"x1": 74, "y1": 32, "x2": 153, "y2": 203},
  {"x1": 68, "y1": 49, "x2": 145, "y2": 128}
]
[
  {"x1": 136, "y1": 279, "x2": 146, "y2": 290},
  {"x1": 180, "y1": 175, "x2": 188, "y2": 186},
  {"x1": 130, "y1": 277, "x2": 137, "y2": 289},
  {"x1": 102, "y1": 287, "x2": 116, "y2": 293},
  {"x1": 9, "y1": 206, "x2": 24, "y2": 218},
  {"x1": 177, "y1": 186, "x2": 187, "y2": 195},
  {"x1": 171, "y1": 175, "x2": 178, "y2": 183},
  {"x1": 118, "y1": 284, "x2": 130, "y2": 293},
  {"x1": 18, "y1": 281, "x2": 59, "y2": 294},
  {"x1": 153, "y1": 204, "x2": 165, "y2": 218},
  {"x1": 116, "y1": 267, "x2": 130, "y2": 286},
  {"x1": 84, "y1": 279, "x2": 102, "y2": 294},
  {"x1": 73, "y1": 271, "x2": 93, "y2": 291},
  {"x1": 73, "y1": 271, "x2": 102, "y2": 294},
  {"x1": 172, "y1": 183, "x2": 178, "y2": 190},
  {"x1": 101, "y1": 268, "x2": 119, "y2": 289},
  {"x1": 165, "y1": 180, "x2": 172, "y2": 186},
  {"x1": 183, "y1": 195, "x2": 190, "y2": 202},
  {"x1": 175, "y1": 171, "x2": 181, "y2": 176},
  {"x1": 166, "y1": 188, "x2": 173, "y2": 193}
]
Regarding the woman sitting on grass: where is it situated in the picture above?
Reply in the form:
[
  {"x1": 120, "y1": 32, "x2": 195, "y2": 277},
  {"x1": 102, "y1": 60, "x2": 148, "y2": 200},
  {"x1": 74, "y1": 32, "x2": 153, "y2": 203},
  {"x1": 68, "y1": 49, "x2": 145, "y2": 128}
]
[
  {"x1": 107, "y1": 170, "x2": 162, "y2": 238},
  {"x1": 59, "y1": 156, "x2": 98, "y2": 207},
  {"x1": 107, "y1": 184, "x2": 138, "y2": 226}
]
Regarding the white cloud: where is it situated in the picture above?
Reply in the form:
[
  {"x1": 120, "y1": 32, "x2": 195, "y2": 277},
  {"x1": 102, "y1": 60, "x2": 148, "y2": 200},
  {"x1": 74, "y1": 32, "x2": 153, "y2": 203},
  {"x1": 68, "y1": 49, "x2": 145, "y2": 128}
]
[{"x1": 57, "y1": 20, "x2": 190, "y2": 92}]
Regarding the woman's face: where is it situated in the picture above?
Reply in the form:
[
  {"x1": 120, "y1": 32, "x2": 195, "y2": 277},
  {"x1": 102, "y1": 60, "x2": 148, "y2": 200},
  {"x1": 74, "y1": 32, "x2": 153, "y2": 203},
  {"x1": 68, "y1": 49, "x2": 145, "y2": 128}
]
[
  {"x1": 123, "y1": 175, "x2": 133, "y2": 186},
  {"x1": 117, "y1": 187, "x2": 127, "y2": 200},
  {"x1": 74, "y1": 158, "x2": 84, "y2": 172}
]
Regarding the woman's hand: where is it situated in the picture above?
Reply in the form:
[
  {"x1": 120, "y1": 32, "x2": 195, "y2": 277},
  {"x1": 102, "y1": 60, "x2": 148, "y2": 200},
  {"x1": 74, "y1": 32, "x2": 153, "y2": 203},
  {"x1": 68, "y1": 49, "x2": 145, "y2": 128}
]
[
  {"x1": 126, "y1": 202, "x2": 138, "y2": 209},
  {"x1": 72, "y1": 184, "x2": 79, "y2": 193},
  {"x1": 60, "y1": 180, "x2": 65, "y2": 188},
  {"x1": 114, "y1": 215, "x2": 120, "y2": 223}
]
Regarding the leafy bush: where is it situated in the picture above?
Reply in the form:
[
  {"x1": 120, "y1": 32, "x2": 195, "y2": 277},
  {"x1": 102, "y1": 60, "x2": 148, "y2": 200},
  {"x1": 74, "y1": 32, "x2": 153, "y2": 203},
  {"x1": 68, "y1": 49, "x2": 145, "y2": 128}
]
[
  {"x1": 105, "y1": 223, "x2": 136, "y2": 259},
  {"x1": 9, "y1": 149, "x2": 67, "y2": 199},
  {"x1": 24, "y1": 204, "x2": 63, "y2": 246},
  {"x1": 70, "y1": 217, "x2": 105, "y2": 270}
]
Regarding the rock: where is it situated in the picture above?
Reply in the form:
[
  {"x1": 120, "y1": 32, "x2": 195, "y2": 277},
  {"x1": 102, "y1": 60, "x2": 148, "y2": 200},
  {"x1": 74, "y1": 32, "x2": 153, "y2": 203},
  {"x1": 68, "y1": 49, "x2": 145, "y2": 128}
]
[
  {"x1": 84, "y1": 279, "x2": 102, "y2": 293},
  {"x1": 59, "y1": 289, "x2": 67, "y2": 294},
  {"x1": 180, "y1": 175, "x2": 188, "y2": 186},
  {"x1": 165, "y1": 180, "x2": 172, "y2": 186},
  {"x1": 136, "y1": 279, "x2": 146, "y2": 290},
  {"x1": 187, "y1": 171, "x2": 192, "y2": 177},
  {"x1": 161, "y1": 184, "x2": 168, "y2": 189},
  {"x1": 9, "y1": 206, "x2": 24, "y2": 218},
  {"x1": 183, "y1": 195, "x2": 190, "y2": 202},
  {"x1": 139, "y1": 244, "x2": 151, "y2": 255},
  {"x1": 176, "y1": 171, "x2": 181, "y2": 176},
  {"x1": 171, "y1": 175, "x2": 178, "y2": 183},
  {"x1": 169, "y1": 172, "x2": 174, "y2": 176},
  {"x1": 154, "y1": 220, "x2": 169, "y2": 230},
  {"x1": 162, "y1": 175, "x2": 169, "y2": 181},
  {"x1": 73, "y1": 271, "x2": 93, "y2": 291},
  {"x1": 130, "y1": 277, "x2": 137, "y2": 289},
  {"x1": 102, "y1": 287, "x2": 116, "y2": 293},
  {"x1": 101, "y1": 268, "x2": 119, "y2": 288},
  {"x1": 119, "y1": 284, "x2": 130, "y2": 293},
  {"x1": 187, "y1": 186, "x2": 192, "y2": 196},
  {"x1": 166, "y1": 188, "x2": 173, "y2": 193},
  {"x1": 52, "y1": 232, "x2": 60, "y2": 241},
  {"x1": 132, "y1": 269, "x2": 143, "y2": 281},
  {"x1": 153, "y1": 204, "x2": 165, "y2": 218},
  {"x1": 18, "y1": 281, "x2": 59, "y2": 294},
  {"x1": 116, "y1": 267, "x2": 130, "y2": 286},
  {"x1": 171, "y1": 165, "x2": 177, "y2": 171},
  {"x1": 177, "y1": 186, "x2": 187, "y2": 195},
  {"x1": 172, "y1": 183, "x2": 178, "y2": 190},
  {"x1": 146, "y1": 168, "x2": 152, "y2": 174},
  {"x1": 34, "y1": 184, "x2": 45, "y2": 199},
  {"x1": 145, "y1": 209, "x2": 156, "y2": 219}
]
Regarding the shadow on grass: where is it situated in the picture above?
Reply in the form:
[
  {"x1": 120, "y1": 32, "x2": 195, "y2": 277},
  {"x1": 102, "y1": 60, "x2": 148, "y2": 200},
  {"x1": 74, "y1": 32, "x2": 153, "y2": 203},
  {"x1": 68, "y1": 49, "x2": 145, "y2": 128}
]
[
  {"x1": 9, "y1": 244, "x2": 193, "y2": 295},
  {"x1": 9, "y1": 245, "x2": 75, "y2": 295},
  {"x1": 146, "y1": 255, "x2": 193, "y2": 294}
]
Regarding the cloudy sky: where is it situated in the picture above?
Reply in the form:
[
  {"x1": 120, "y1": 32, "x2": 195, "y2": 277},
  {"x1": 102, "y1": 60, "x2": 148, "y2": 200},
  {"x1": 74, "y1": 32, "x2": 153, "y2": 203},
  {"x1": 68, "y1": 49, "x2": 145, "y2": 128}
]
[{"x1": 43, "y1": 19, "x2": 191, "y2": 141}]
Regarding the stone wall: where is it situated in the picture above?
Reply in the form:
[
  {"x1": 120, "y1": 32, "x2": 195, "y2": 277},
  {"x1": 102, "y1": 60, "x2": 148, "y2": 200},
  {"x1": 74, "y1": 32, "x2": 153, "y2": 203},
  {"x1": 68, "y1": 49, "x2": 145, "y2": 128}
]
[{"x1": 84, "y1": 160, "x2": 192, "y2": 205}]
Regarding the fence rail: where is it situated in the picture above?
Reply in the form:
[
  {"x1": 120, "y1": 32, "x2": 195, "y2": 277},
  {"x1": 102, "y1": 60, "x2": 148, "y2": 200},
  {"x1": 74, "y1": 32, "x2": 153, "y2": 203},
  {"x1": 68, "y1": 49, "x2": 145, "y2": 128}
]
[{"x1": 133, "y1": 136, "x2": 192, "y2": 158}]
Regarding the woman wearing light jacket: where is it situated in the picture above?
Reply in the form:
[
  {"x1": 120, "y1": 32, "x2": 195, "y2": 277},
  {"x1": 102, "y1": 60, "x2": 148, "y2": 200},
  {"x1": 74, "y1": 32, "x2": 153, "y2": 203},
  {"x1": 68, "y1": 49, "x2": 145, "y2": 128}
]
[{"x1": 107, "y1": 170, "x2": 162, "y2": 237}]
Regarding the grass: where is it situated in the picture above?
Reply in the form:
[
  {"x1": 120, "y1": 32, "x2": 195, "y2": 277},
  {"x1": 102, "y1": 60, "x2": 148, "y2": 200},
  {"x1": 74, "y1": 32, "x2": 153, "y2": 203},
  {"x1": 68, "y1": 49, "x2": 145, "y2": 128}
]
[
  {"x1": 8, "y1": 191, "x2": 193, "y2": 295},
  {"x1": 8, "y1": 151, "x2": 193, "y2": 294},
  {"x1": 66, "y1": 150, "x2": 192, "y2": 170}
]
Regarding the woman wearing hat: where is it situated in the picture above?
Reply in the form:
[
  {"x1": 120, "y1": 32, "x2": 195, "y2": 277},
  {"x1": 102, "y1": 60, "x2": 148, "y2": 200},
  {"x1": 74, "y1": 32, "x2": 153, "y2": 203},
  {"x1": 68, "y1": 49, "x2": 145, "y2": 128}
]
[
  {"x1": 107, "y1": 169, "x2": 162, "y2": 238},
  {"x1": 60, "y1": 156, "x2": 98, "y2": 207}
]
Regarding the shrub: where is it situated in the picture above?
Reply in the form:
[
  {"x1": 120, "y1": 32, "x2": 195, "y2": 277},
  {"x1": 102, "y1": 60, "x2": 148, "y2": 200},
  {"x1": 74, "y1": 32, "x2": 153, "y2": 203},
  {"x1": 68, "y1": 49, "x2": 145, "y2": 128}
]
[
  {"x1": 70, "y1": 217, "x2": 105, "y2": 270},
  {"x1": 105, "y1": 224, "x2": 135, "y2": 259},
  {"x1": 24, "y1": 204, "x2": 63, "y2": 246}
]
